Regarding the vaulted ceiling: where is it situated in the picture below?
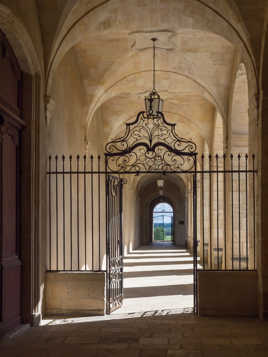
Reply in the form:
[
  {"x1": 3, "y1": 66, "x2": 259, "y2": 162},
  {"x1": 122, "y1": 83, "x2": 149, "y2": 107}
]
[{"x1": 36, "y1": 0, "x2": 268, "y2": 153}]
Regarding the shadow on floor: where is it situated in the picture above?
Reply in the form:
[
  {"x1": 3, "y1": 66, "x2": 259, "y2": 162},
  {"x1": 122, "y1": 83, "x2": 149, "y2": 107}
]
[
  {"x1": 124, "y1": 269, "x2": 193, "y2": 278},
  {"x1": 114, "y1": 245, "x2": 194, "y2": 314},
  {"x1": 124, "y1": 284, "x2": 194, "y2": 298}
]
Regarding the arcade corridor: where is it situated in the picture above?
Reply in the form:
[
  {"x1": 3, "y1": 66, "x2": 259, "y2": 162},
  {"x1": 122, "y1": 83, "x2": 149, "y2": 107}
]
[
  {"x1": 114, "y1": 245, "x2": 194, "y2": 315},
  {"x1": 3, "y1": 0, "x2": 268, "y2": 348}
]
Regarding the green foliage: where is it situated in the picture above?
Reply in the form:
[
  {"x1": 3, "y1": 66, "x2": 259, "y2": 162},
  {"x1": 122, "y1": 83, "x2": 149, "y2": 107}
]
[
  {"x1": 164, "y1": 235, "x2": 172, "y2": 241},
  {"x1": 154, "y1": 227, "x2": 172, "y2": 241},
  {"x1": 154, "y1": 226, "x2": 165, "y2": 241}
]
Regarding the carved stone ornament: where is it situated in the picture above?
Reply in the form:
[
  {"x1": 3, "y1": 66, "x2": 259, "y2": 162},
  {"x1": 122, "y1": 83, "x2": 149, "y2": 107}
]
[{"x1": 45, "y1": 95, "x2": 55, "y2": 126}]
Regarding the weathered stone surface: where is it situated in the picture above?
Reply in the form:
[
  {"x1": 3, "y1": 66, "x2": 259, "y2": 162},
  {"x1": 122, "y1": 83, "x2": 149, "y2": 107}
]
[
  {"x1": 2, "y1": 313, "x2": 268, "y2": 357},
  {"x1": 198, "y1": 271, "x2": 258, "y2": 317},
  {"x1": 45, "y1": 272, "x2": 105, "y2": 316}
]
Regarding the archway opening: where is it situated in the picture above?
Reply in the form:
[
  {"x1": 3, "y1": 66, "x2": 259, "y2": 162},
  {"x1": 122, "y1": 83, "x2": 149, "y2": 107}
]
[{"x1": 152, "y1": 202, "x2": 174, "y2": 243}]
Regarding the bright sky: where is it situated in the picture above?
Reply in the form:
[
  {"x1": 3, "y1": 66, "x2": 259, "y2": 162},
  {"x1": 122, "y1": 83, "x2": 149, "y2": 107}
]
[
  {"x1": 153, "y1": 203, "x2": 173, "y2": 224},
  {"x1": 154, "y1": 203, "x2": 173, "y2": 212}
]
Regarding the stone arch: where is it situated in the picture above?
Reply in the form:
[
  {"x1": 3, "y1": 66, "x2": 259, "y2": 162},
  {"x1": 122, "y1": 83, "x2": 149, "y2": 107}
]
[
  {"x1": 85, "y1": 62, "x2": 225, "y2": 155},
  {"x1": 137, "y1": 174, "x2": 187, "y2": 247},
  {"x1": 46, "y1": 0, "x2": 257, "y2": 97},
  {"x1": 0, "y1": 4, "x2": 42, "y2": 75},
  {"x1": 85, "y1": 66, "x2": 225, "y2": 134},
  {"x1": 45, "y1": 0, "x2": 259, "y2": 158}
]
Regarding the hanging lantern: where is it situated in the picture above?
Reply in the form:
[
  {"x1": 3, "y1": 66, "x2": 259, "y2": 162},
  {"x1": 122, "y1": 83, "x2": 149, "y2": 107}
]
[
  {"x1": 105, "y1": 38, "x2": 197, "y2": 173},
  {"x1": 145, "y1": 38, "x2": 164, "y2": 117},
  {"x1": 145, "y1": 89, "x2": 164, "y2": 117}
]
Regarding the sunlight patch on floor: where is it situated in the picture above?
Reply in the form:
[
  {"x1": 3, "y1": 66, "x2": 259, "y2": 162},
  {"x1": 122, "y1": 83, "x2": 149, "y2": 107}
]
[
  {"x1": 113, "y1": 295, "x2": 194, "y2": 314},
  {"x1": 124, "y1": 257, "x2": 194, "y2": 263},
  {"x1": 124, "y1": 263, "x2": 194, "y2": 272},
  {"x1": 114, "y1": 246, "x2": 194, "y2": 315},
  {"x1": 124, "y1": 274, "x2": 193, "y2": 288}
]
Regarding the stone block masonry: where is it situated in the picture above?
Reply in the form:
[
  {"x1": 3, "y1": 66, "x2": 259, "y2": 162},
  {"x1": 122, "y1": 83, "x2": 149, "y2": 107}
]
[
  {"x1": 198, "y1": 271, "x2": 258, "y2": 317},
  {"x1": 45, "y1": 272, "x2": 106, "y2": 316}
]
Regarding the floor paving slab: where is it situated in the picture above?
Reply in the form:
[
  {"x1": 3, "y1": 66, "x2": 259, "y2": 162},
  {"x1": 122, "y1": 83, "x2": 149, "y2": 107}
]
[{"x1": 2, "y1": 246, "x2": 268, "y2": 357}]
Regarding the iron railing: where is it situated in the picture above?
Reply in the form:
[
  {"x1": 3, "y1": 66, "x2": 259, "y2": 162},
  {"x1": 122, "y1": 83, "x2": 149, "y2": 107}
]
[
  {"x1": 195, "y1": 154, "x2": 257, "y2": 271},
  {"x1": 47, "y1": 155, "x2": 106, "y2": 272},
  {"x1": 46, "y1": 153, "x2": 257, "y2": 273}
]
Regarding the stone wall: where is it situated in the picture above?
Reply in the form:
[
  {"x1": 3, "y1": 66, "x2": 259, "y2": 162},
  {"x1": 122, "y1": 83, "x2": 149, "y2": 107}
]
[
  {"x1": 45, "y1": 272, "x2": 106, "y2": 316},
  {"x1": 198, "y1": 271, "x2": 258, "y2": 317}
]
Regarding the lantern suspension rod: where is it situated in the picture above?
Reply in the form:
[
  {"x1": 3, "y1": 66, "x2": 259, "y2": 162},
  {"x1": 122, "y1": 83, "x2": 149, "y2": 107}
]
[{"x1": 152, "y1": 38, "x2": 157, "y2": 91}]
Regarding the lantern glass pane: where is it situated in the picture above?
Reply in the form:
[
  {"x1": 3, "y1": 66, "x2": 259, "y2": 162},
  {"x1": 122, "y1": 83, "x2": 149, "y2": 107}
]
[
  {"x1": 145, "y1": 91, "x2": 164, "y2": 116},
  {"x1": 145, "y1": 97, "x2": 150, "y2": 114},
  {"x1": 152, "y1": 97, "x2": 160, "y2": 115},
  {"x1": 159, "y1": 98, "x2": 164, "y2": 113}
]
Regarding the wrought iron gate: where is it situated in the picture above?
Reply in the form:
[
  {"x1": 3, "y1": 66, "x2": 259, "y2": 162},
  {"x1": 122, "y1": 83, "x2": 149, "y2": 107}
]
[
  {"x1": 46, "y1": 152, "x2": 257, "y2": 316},
  {"x1": 106, "y1": 175, "x2": 124, "y2": 314},
  {"x1": 45, "y1": 36, "x2": 258, "y2": 316},
  {"x1": 192, "y1": 172, "x2": 198, "y2": 314},
  {"x1": 104, "y1": 108, "x2": 198, "y2": 313}
]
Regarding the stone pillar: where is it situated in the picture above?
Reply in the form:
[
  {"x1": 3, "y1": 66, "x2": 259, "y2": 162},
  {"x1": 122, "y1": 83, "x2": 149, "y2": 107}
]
[{"x1": 260, "y1": 95, "x2": 268, "y2": 318}]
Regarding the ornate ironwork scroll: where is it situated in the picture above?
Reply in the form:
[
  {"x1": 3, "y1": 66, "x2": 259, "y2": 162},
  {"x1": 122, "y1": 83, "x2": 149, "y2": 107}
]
[
  {"x1": 105, "y1": 111, "x2": 197, "y2": 172},
  {"x1": 106, "y1": 175, "x2": 123, "y2": 314}
]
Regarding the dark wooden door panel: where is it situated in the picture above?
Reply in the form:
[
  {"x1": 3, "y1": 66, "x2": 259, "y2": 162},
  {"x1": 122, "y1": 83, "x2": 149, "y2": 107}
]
[
  {"x1": 0, "y1": 31, "x2": 21, "y2": 113},
  {"x1": 0, "y1": 29, "x2": 23, "y2": 336},
  {"x1": 0, "y1": 116, "x2": 22, "y2": 334},
  {"x1": 2, "y1": 127, "x2": 17, "y2": 257},
  {"x1": 1, "y1": 258, "x2": 21, "y2": 325}
]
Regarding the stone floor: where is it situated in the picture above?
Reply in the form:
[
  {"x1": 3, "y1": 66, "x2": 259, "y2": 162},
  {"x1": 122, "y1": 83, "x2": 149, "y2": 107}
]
[
  {"x1": 1, "y1": 313, "x2": 268, "y2": 356},
  {"x1": 114, "y1": 244, "x2": 194, "y2": 314},
  {"x1": 1, "y1": 244, "x2": 267, "y2": 356}
]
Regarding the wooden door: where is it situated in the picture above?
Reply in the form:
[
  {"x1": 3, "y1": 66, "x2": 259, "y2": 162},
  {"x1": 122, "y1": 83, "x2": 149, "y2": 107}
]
[{"x1": 0, "y1": 30, "x2": 24, "y2": 334}]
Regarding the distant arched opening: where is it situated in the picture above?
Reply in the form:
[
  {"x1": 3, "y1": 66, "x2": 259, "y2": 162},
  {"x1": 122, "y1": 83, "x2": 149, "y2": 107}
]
[{"x1": 152, "y1": 202, "x2": 174, "y2": 243}]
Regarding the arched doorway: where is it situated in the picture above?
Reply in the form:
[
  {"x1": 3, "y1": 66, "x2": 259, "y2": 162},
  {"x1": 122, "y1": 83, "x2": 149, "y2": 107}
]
[
  {"x1": 152, "y1": 202, "x2": 174, "y2": 243},
  {"x1": 136, "y1": 176, "x2": 187, "y2": 249}
]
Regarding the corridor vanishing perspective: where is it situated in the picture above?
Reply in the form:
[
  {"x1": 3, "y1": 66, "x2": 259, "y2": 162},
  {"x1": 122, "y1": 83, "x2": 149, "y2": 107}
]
[
  {"x1": 4, "y1": 0, "x2": 268, "y2": 344},
  {"x1": 114, "y1": 245, "x2": 194, "y2": 315},
  {"x1": 40, "y1": 0, "x2": 258, "y2": 322}
]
